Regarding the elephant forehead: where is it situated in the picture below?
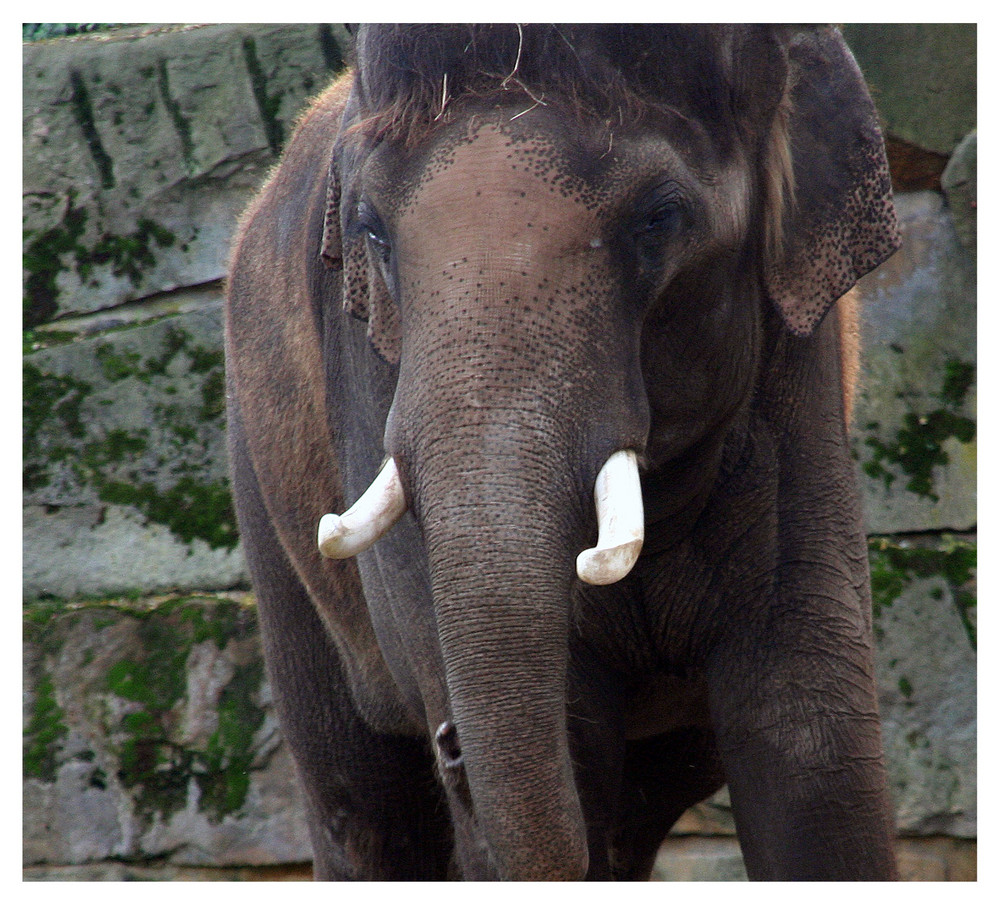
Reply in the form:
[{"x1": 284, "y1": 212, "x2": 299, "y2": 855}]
[{"x1": 398, "y1": 122, "x2": 602, "y2": 247}]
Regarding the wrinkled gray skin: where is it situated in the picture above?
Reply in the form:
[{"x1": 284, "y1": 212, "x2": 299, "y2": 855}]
[{"x1": 226, "y1": 25, "x2": 901, "y2": 880}]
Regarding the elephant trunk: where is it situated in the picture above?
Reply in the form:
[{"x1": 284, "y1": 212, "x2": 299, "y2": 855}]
[{"x1": 413, "y1": 445, "x2": 590, "y2": 879}]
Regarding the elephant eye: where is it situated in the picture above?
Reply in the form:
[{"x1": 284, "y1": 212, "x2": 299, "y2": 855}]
[
  {"x1": 631, "y1": 187, "x2": 690, "y2": 273},
  {"x1": 640, "y1": 199, "x2": 684, "y2": 238},
  {"x1": 356, "y1": 200, "x2": 392, "y2": 265},
  {"x1": 365, "y1": 228, "x2": 392, "y2": 265}
]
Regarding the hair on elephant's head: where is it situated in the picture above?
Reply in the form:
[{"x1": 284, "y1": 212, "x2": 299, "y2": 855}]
[{"x1": 296, "y1": 24, "x2": 898, "y2": 879}]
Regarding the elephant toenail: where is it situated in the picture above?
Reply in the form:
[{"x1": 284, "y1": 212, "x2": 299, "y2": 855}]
[{"x1": 435, "y1": 720, "x2": 464, "y2": 770}]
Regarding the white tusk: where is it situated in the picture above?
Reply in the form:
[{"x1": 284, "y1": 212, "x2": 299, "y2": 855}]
[
  {"x1": 576, "y1": 449, "x2": 644, "y2": 586},
  {"x1": 318, "y1": 457, "x2": 407, "y2": 558}
]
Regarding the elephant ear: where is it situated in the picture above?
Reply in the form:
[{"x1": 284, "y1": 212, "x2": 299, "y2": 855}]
[
  {"x1": 321, "y1": 149, "x2": 402, "y2": 364},
  {"x1": 764, "y1": 26, "x2": 900, "y2": 336}
]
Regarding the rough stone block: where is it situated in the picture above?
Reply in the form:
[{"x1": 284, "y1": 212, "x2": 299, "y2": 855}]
[
  {"x1": 23, "y1": 291, "x2": 247, "y2": 598},
  {"x1": 895, "y1": 837, "x2": 976, "y2": 881},
  {"x1": 843, "y1": 24, "x2": 976, "y2": 156},
  {"x1": 871, "y1": 534, "x2": 977, "y2": 837},
  {"x1": 670, "y1": 786, "x2": 735, "y2": 836},
  {"x1": 942, "y1": 130, "x2": 977, "y2": 259},
  {"x1": 652, "y1": 837, "x2": 747, "y2": 881},
  {"x1": 23, "y1": 24, "x2": 349, "y2": 325},
  {"x1": 852, "y1": 191, "x2": 976, "y2": 534},
  {"x1": 22, "y1": 595, "x2": 311, "y2": 868}
]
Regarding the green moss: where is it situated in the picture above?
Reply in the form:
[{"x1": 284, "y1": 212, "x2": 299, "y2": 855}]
[
  {"x1": 23, "y1": 363, "x2": 93, "y2": 490},
  {"x1": 23, "y1": 597, "x2": 267, "y2": 819},
  {"x1": 82, "y1": 429, "x2": 150, "y2": 468},
  {"x1": 862, "y1": 357, "x2": 975, "y2": 502},
  {"x1": 200, "y1": 659, "x2": 266, "y2": 818},
  {"x1": 24, "y1": 329, "x2": 77, "y2": 354},
  {"x1": 23, "y1": 191, "x2": 176, "y2": 327},
  {"x1": 99, "y1": 598, "x2": 265, "y2": 823},
  {"x1": 23, "y1": 596, "x2": 72, "y2": 629},
  {"x1": 175, "y1": 602, "x2": 248, "y2": 649},
  {"x1": 70, "y1": 70, "x2": 115, "y2": 191},
  {"x1": 84, "y1": 218, "x2": 176, "y2": 287},
  {"x1": 23, "y1": 675, "x2": 67, "y2": 781},
  {"x1": 142, "y1": 326, "x2": 190, "y2": 379},
  {"x1": 940, "y1": 359, "x2": 975, "y2": 408},
  {"x1": 91, "y1": 326, "x2": 213, "y2": 387},
  {"x1": 188, "y1": 342, "x2": 223, "y2": 375},
  {"x1": 157, "y1": 59, "x2": 195, "y2": 171},
  {"x1": 869, "y1": 535, "x2": 977, "y2": 649},
  {"x1": 106, "y1": 609, "x2": 206, "y2": 818},
  {"x1": 25, "y1": 324, "x2": 235, "y2": 550},
  {"x1": 23, "y1": 198, "x2": 89, "y2": 327},
  {"x1": 199, "y1": 369, "x2": 225, "y2": 421},
  {"x1": 95, "y1": 343, "x2": 144, "y2": 381},
  {"x1": 98, "y1": 476, "x2": 238, "y2": 551}
]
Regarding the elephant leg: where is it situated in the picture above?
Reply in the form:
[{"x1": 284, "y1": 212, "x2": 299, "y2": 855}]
[
  {"x1": 610, "y1": 728, "x2": 726, "y2": 880},
  {"x1": 229, "y1": 413, "x2": 452, "y2": 880},
  {"x1": 706, "y1": 640, "x2": 898, "y2": 880}
]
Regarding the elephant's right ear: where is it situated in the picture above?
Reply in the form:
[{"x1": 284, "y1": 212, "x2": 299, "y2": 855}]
[
  {"x1": 321, "y1": 150, "x2": 401, "y2": 364},
  {"x1": 763, "y1": 26, "x2": 901, "y2": 336}
]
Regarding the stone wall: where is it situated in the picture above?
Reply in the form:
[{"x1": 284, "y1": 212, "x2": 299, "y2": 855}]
[{"x1": 23, "y1": 25, "x2": 976, "y2": 881}]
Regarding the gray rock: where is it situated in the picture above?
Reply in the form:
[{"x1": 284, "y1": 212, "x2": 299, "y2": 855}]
[
  {"x1": 25, "y1": 298, "x2": 228, "y2": 504},
  {"x1": 652, "y1": 838, "x2": 747, "y2": 881},
  {"x1": 22, "y1": 24, "x2": 349, "y2": 325},
  {"x1": 871, "y1": 535, "x2": 977, "y2": 836},
  {"x1": 942, "y1": 131, "x2": 977, "y2": 259},
  {"x1": 843, "y1": 24, "x2": 976, "y2": 155},
  {"x1": 22, "y1": 597, "x2": 311, "y2": 867},
  {"x1": 22, "y1": 504, "x2": 247, "y2": 599},
  {"x1": 852, "y1": 191, "x2": 976, "y2": 534},
  {"x1": 23, "y1": 292, "x2": 249, "y2": 597}
]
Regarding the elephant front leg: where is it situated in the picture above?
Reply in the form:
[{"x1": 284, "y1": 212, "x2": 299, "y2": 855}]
[
  {"x1": 706, "y1": 640, "x2": 898, "y2": 880},
  {"x1": 229, "y1": 411, "x2": 453, "y2": 880}
]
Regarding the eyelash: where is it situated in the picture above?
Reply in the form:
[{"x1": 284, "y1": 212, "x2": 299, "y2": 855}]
[
  {"x1": 632, "y1": 194, "x2": 689, "y2": 272},
  {"x1": 355, "y1": 200, "x2": 392, "y2": 264}
]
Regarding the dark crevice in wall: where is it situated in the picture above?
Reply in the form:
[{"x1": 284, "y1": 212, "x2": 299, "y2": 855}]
[
  {"x1": 886, "y1": 136, "x2": 950, "y2": 192},
  {"x1": 241, "y1": 38, "x2": 283, "y2": 155},
  {"x1": 69, "y1": 71, "x2": 115, "y2": 191},
  {"x1": 156, "y1": 59, "x2": 196, "y2": 173},
  {"x1": 317, "y1": 25, "x2": 345, "y2": 73}
]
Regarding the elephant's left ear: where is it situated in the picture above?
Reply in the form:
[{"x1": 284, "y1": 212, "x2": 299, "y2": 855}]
[{"x1": 764, "y1": 26, "x2": 901, "y2": 336}]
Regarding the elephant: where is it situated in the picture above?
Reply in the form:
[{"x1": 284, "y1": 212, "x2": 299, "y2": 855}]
[{"x1": 225, "y1": 24, "x2": 901, "y2": 880}]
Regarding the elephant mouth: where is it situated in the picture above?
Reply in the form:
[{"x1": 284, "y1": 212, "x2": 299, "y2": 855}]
[{"x1": 318, "y1": 448, "x2": 644, "y2": 585}]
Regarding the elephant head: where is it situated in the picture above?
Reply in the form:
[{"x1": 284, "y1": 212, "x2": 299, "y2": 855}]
[{"x1": 231, "y1": 24, "x2": 898, "y2": 880}]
